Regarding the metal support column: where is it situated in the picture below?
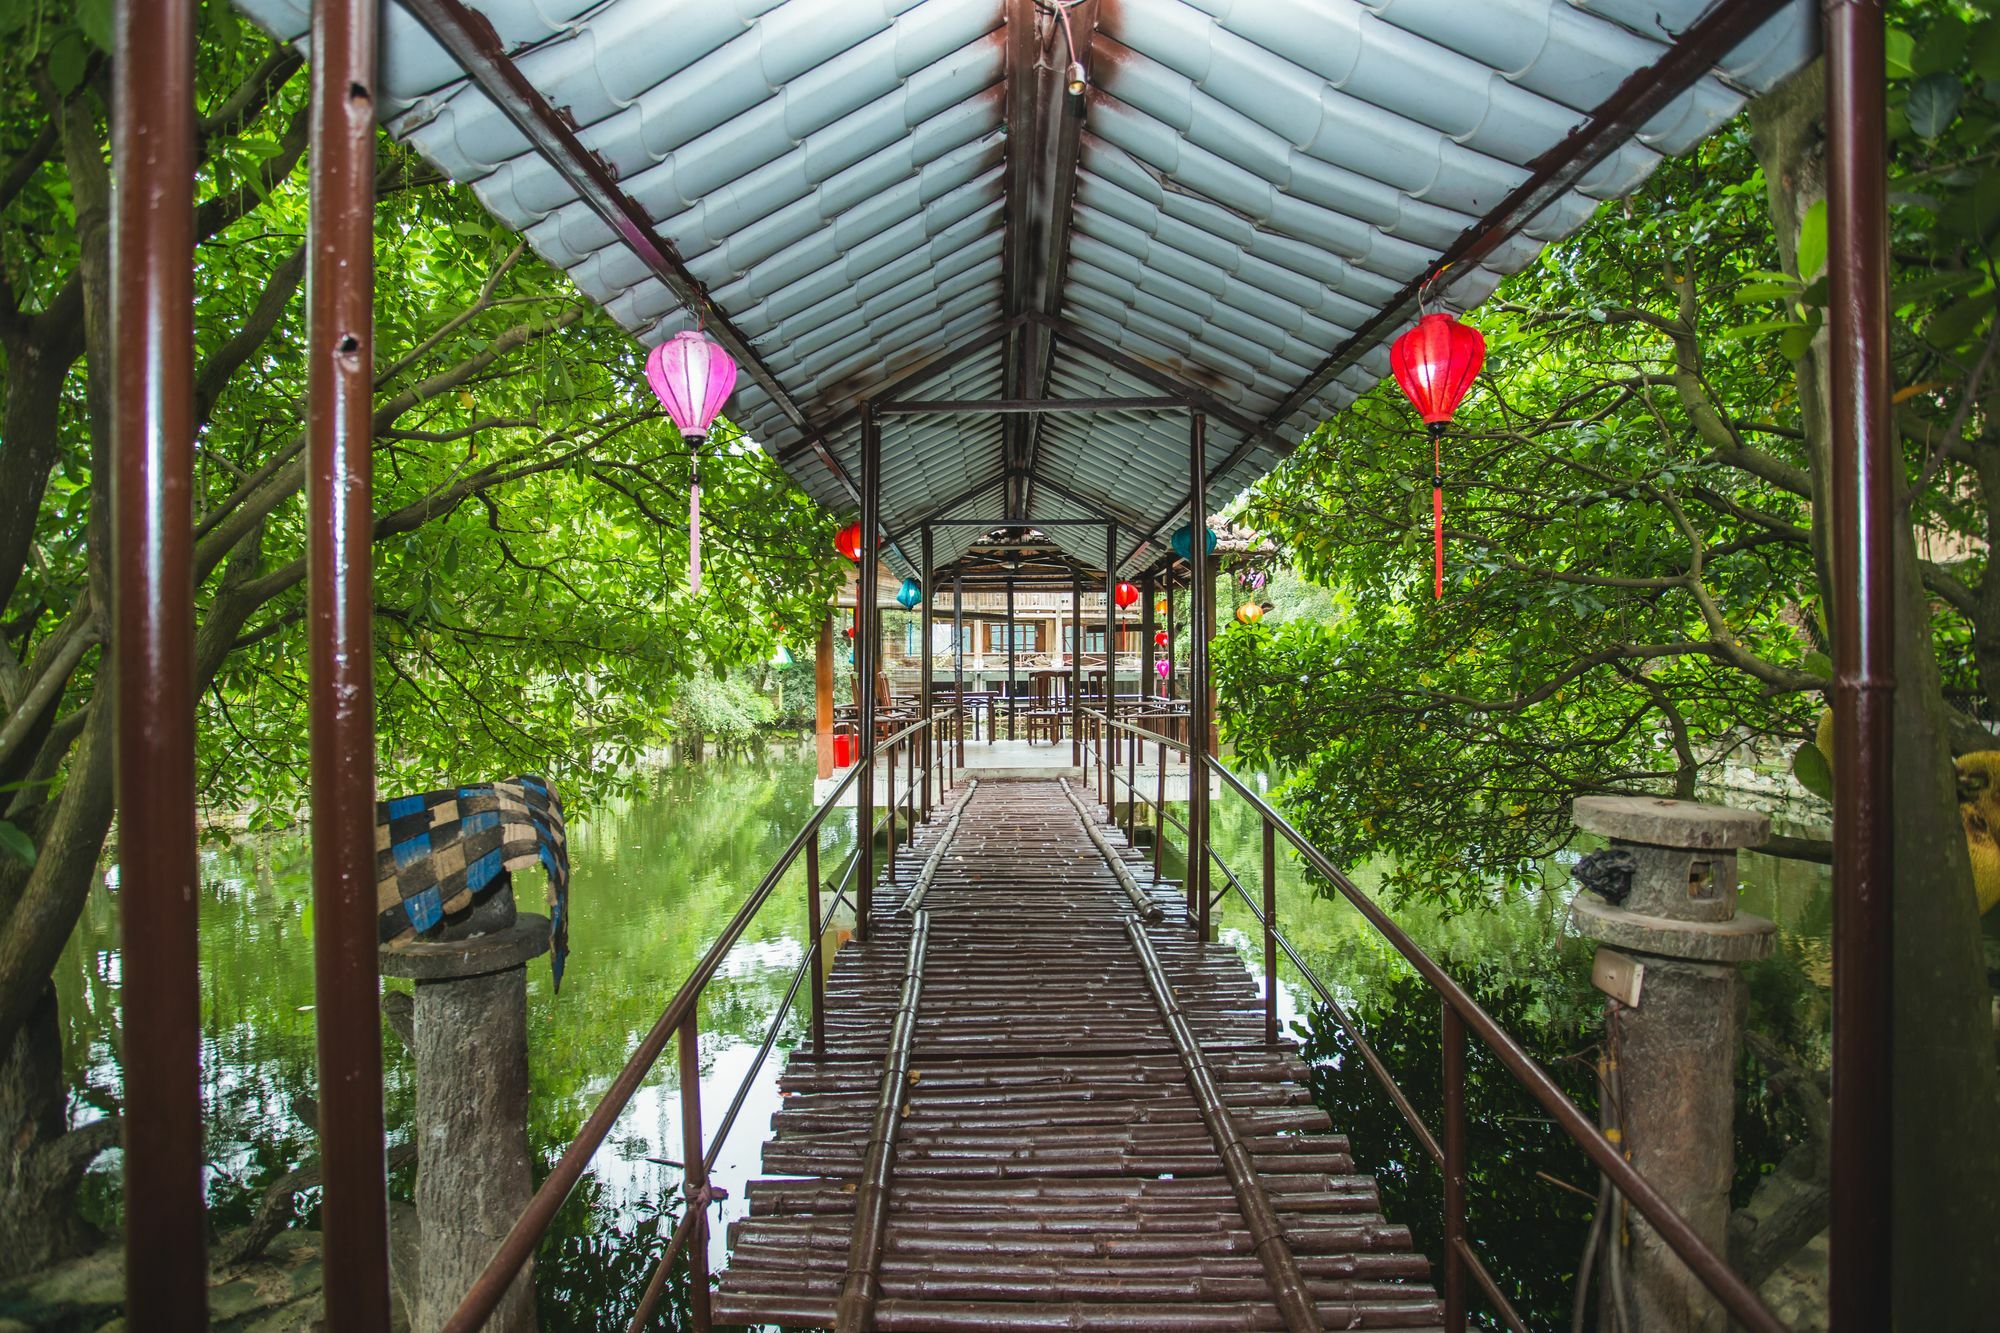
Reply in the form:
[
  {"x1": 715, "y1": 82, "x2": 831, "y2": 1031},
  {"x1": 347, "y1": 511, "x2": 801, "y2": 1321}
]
[
  {"x1": 111, "y1": 0, "x2": 207, "y2": 1319},
  {"x1": 305, "y1": 0, "x2": 392, "y2": 1322},
  {"x1": 1825, "y1": 5, "x2": 1893, "y2": 1329},
  {"x1": 1139, "y1": 571, "x2": 1156, "y2": 761},
  {"x1": 953, "y1": 572, "x2": 966, "y2": 763},
  {"x1": 1187, "y1": 413, "x2": 1211, "y2": 937},
  {"x1": 857, "y1": 404, "x2": 880, "y2": 942},
  {"x1": 1070, "y1": 574, "x2": 1083, "y2": 764},
  {"x1": 1104, "y1": 525, "x2": 1118, "y2": 789},
  {"x1": 920, "y1": 526, "x2": 933, "y2": 820},
  {"x1": 1005, "y1": 578, "x2": 1017, "y2": 741}
]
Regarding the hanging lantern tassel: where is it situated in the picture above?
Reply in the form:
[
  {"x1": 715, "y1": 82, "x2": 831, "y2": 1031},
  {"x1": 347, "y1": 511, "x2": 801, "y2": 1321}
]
[
  {"x1": 689, "y1": 446, "x2": 702, "y2": 596},
  {"x1": 1430, "y1": 423, "x2": 1444, "y2": 601}
]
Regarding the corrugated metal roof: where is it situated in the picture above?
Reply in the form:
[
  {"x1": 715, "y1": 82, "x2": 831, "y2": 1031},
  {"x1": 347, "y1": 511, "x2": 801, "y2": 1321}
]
[{"x1": 233, "y1": 0, "x2": 1816, "y2": 578}]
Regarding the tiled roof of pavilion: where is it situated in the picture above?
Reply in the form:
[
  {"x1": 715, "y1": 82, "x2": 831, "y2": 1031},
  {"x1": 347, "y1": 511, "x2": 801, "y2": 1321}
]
[{"x1": 232, "y1": 0, "x2": 1817, "y2": 577}]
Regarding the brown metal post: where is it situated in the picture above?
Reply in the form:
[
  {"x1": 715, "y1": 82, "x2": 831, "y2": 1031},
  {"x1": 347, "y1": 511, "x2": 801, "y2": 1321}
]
[
  {"x1": 111, "y1": 0, "x2": 207, "y2": 1320},
  {"x1": 1139, "y1": 570, "x2": 1156, "y2": 759},
  {"x1": 1070, "y1": 573, "x2": 1084, "y2": 764},
  {"x1": 306, "y1": 0, "x2": 392, "y2": 1323},
  {"x1": 806, "y1": 835, "x2": 824, "y2": 1057},
  {"x1": 885, "y1": 732, "x2": 897, "y2": 884},
  {"x1": 679, "y1": 1012, "x2": 711, "y2": 1331},
  {"x1": 1824, "y1": 7, "x2": 1893, "y2": 1329},
  {"x1": 815, "y1": 614, "x2": 834, "y2": 780},
  {"x1": 953, "y1": 571, "x2": 966, "y2": 765},
  {"x1": 1006, "y1": 577, "x2": 1017, "y2": 740},
  {"x1": 1104, "y1": 525, "x2": 1118, "y2": 783},
  {"x1": 1153, "y1": 725, "x2": 1167, "y2": 885},
  {"x1": 1165, "y1": 583, "x2": 1177, "y2": 703},
  {"x1": 1442, "y1": 1002, "x2": 1468, "y2": 1332},
  {"x1": 920, "y1": 526, "x2": 932, "y2": 820},
  {"x1": 856, "y1": 405, "x2": 879, "y2": 941},
  {"x1": 1262, "y1": 820, "x2": 1278, "y2": 1047},
  {"x1": 1187, "y1": 413, "x2": 1211, "y2": 935}
]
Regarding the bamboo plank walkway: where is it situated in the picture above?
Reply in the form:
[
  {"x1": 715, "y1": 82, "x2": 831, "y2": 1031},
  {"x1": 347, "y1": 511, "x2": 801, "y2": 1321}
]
[{"x1": 714, "y1": 778, "x2": 1442, "y2": 1331}]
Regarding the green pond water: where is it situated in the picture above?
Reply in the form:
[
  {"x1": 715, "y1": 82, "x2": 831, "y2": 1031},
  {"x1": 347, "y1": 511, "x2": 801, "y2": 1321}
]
[{"x1": 53, "y1": 743, "x2": 1830, "y2": 1330}]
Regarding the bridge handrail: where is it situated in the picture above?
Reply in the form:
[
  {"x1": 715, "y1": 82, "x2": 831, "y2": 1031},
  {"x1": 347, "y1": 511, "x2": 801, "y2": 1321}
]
[
  {"x1": 1079, "y1": 709, "x2": 1783, "y2": 1333},
  {"x1": 443, "y1": 711, "x2": 955, "y2": 1333}
]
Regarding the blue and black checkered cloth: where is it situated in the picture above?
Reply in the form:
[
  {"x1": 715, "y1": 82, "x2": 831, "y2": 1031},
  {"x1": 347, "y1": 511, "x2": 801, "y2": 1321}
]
[{"x1": 374, "y1": 775, "x2": 571, "y2": 988}]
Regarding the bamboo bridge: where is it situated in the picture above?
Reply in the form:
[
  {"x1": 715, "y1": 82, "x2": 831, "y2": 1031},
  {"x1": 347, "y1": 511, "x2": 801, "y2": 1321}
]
[{"x1": 714, "y1": 776, "x2": 1436, "y2": 1331}]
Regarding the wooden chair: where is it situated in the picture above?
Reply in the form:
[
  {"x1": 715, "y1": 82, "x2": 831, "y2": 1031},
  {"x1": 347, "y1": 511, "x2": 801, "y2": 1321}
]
[
  {"x1": 1022, "y1": 670, "x2": 1067, "y2": 745},
  {"x1": 870, "y1": 670, "x2": 920, "y2": 743}
]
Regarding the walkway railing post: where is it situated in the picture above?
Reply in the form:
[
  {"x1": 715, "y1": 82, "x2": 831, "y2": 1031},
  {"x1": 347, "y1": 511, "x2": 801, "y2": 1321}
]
[
  {"x1": 1153, "y1": 732, "x2": 1167, "y2": 885},
  {"x1": 856, "y1": 403, "x2": 879, "y2": 941},
  {"x1": 1442, "y1": 1002, "x2": 1468, "y2": 1332},
  {"x1": 1186, "y1": 413, "x2": 1211, "y2": 936},
  {"x1": 111, "y1": 0, "x2": 208, "y2": 1318},
  {"x1": 1824, "y1": 7, "x2": 1894, "y2": 1329},
  {"x1": 1262, "y1": 820, "x2": 1278, "y2": 1047},
  {"x1": 953, "y1": 571, "x2": 966, "y2": 766},
  {"x1": 1104, "y1": 523, "x2": 1118, "y2": 798},
  {"x1": 885, "y1": 734, "x2": 897, "y2": 884},
  {"x1": 806, "y1": 834, "x2": 825, "y2": 1057},
  {"x1": 305, "y1": 0, "x2": 393, "y2": 1322},
  {"x1": 679, "y1": 1012, "x2": 711, "y2": 1331},
  {"x1": 920, "y1": 525, "x2": 933, "y2": 820},
  {"x1": 1070, "y1": 572, "x2": 1084, "y2": 765}
]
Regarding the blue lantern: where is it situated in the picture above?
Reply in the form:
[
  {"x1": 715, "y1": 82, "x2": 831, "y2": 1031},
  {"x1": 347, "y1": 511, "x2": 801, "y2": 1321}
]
[
  {"x1": 1170, "y1": 524, "x2": 1218, "y2": 561},
  {"x1": 896, "y1": 577, "x2": 923, "y2": 610}
]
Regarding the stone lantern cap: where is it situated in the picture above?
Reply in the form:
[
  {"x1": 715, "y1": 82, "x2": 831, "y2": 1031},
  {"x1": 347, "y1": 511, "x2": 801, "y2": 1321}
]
[{"x1": 1572, "y1": 796, "x2": 1770, "y2": 850}]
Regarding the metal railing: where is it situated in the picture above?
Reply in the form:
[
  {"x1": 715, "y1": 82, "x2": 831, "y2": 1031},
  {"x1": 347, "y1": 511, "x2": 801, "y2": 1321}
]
[
  {"x1": 1078, "y1": 709, "x2": 1785, "y2": 1333},
  {"x1": 442, "y1": 710, "x2": 961, "y2": 1332}
]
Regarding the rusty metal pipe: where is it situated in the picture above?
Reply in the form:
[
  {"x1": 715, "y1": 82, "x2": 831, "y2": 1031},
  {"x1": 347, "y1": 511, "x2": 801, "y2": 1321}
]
[
  {"x1": 304, "y1": 0, "x2": 392, "y2": 1322},
  {"x1": 111, "y1": 0, "x2": 207, "y2": 1319},
  {"x1": 1823, "y1": 6, "x2": 1894, "y2": 1330},
  {"x1": 1442, "y1": 1002, "x2": 1467, "y2": 1331},
  {"x1": 1186, "y1": 414, "x2": 1211, "y2": 935}
]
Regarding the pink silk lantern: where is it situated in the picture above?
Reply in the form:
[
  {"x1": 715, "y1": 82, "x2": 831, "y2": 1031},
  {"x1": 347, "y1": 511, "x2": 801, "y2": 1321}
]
[
  {"x1": 1155, "y1": 658, "x2": 1172, "y2": 680},
  {"x1": 645, "y1": 328, "x2": 739, "y2": 595}
]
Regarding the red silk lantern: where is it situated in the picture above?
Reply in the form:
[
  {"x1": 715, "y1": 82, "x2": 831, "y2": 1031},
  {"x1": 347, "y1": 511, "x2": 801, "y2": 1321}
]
[
  {"x1": 1113, "y1": 581, "x2": 1139, "y2": 609},
  {"x1": 1389, "y1": 311, "x2": 1485, "y2": 599},
  {"x1": 835, "y1": 522, "x2": 863, "y2": 561},
  {"x1": 1153, "y1": 629, "x2": 1168, "y2": 648}
]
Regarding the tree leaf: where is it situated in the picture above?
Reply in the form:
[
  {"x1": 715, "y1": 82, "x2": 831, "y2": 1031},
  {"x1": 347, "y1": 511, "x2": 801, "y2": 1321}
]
[
  {"x1": 48, "y1": 30, "x2": 88, "y2": 94},
  {"x1": 1793, "y1": 742, "x2": 1834, "y2": 801},
  {"x1": 1906, "y1": 72, "x2": 1965, "y2": 142},
  {"x1": 1795, "y1": 199, "x2": 1827, "y2": 281},
  {"x1": 77, "y1": 0, "x2": 114, "y2": 50},
  {"x1": 0, "y1": 820, "x2": 35, "y2": 867},
  {"x1": 1974, "y1": 17, "x2": 2000, "y2": 81},
  {"x1": 1912, "y1": 17, "x2": 1969, "y2": 77},
  {"x1": 1779, "y1": 324, "x2": 1817, "y2": 361},
  {"x1": 1886, "y1": 27, "x2": 1915, "y2": 78},
  {"x1": 1803, "y1": 651, "x2": 1834, "y2": 681}
]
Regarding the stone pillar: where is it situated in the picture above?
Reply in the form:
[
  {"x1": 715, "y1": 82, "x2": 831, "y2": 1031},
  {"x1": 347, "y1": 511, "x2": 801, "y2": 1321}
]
[
  {"x1": 380, "y1": 894, "x2": 550, "y2": 1333},
  {"x1": 1568, "y1": 797, "x2": 1775, "y2": 1333}
]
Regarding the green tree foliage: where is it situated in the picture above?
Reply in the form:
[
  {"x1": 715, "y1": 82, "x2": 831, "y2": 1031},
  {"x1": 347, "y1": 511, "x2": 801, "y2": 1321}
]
[{"x1": 0, "y1": 1, "x2": 842, "y2": 1265}]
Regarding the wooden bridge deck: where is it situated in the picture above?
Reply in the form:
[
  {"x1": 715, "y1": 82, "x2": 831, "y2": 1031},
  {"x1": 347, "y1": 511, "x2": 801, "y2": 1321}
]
[{"x1": 714, "y1": 778, "x2": 1442, "y2": 1332}]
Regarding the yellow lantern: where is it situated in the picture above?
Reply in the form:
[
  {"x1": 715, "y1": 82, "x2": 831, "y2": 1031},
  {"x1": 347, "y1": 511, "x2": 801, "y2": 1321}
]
[
  {"x1": 1235, "y1": 601, "x2": 1265, "y2": 625},
  {"x1": 1154, "y1": 596, "x2": 1169, "y2": 616}
]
